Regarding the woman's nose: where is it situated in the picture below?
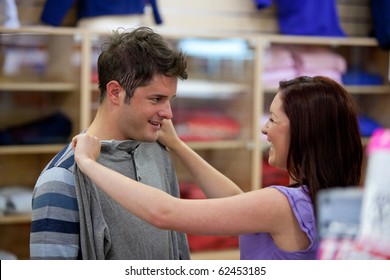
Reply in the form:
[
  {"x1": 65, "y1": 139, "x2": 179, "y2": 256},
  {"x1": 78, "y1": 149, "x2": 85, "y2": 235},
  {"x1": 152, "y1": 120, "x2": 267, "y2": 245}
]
[{"x1": 261, "y1": 121, "x2": 268, "y2": 135}]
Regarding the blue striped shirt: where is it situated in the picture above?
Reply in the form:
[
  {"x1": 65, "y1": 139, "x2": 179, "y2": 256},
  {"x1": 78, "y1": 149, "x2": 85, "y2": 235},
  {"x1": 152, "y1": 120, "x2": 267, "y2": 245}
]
[{"x1": 30, "y1": 144, "x2": 81, "y2": 259}]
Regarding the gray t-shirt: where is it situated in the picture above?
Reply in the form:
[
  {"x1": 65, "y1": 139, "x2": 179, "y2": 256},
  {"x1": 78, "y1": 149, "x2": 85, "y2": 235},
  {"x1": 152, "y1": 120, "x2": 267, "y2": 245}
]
[{"x1": 76, "y1": 140, "x2": 190, "y2": 259}]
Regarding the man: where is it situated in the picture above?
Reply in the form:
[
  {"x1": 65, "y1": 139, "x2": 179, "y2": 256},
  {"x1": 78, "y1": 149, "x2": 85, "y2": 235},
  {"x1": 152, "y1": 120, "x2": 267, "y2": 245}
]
[{"x1": 30, "y1": 27, "x2": 190, "y2": 259}]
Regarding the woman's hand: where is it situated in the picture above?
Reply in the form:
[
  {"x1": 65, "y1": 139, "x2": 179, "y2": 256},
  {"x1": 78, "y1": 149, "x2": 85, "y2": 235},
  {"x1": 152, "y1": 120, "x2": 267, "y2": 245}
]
[
  {"x1": 72, "y1": 134, "x2": 101, "y2": 169},
  {"x1": 158, "y1": 119, "x2": 182, "y2": 150}
]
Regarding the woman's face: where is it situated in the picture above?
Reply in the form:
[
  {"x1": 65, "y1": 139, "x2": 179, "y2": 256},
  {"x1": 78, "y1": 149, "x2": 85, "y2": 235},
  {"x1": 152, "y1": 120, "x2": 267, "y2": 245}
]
[{"x1": 261, "y1": 92, "x2": 290, "y2": 170}]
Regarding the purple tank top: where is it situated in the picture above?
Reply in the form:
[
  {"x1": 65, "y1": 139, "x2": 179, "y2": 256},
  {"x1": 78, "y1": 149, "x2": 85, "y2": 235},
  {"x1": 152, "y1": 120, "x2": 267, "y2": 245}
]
[{"x1": 239, "y1": 185, "x2": 318, "y2": 259}]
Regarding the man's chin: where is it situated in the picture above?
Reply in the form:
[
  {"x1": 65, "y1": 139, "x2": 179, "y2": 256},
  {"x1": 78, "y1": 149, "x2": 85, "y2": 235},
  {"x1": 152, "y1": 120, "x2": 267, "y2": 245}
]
[{"x1": 143, "y1": 134, "x2": 159, "y2": 142}]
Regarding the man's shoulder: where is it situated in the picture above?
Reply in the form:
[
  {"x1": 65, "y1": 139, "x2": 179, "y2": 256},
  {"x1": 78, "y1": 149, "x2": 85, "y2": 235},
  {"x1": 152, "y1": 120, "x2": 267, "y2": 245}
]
[
  {"x1": 34, "y1": 143, "x2": 76, "y2": 194},
  {"x1": 45, "y1": 143, "x2": 75, "y2": 171}
]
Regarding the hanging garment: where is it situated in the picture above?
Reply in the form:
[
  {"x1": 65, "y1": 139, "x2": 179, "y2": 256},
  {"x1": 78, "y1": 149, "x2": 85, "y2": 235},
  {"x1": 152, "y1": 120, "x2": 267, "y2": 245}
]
[
  {"x1": 40, "y1": 0, "x2": 162, "y2": 26},
  {"x1": 253, "y1": 0, "x2": 272, "y2": 9},
  {"x1": 371, "y1": 0, "x2": 390, "y2": 49},
  {"x1": 274, "y1": 0, "x2": 345, "y2": 36},
  {"x1": 0, "y1": 0, "x2": 20, "y2": 28},
  {"x1": 0, "y1": 112, "x2": 72, "y2": 145}
]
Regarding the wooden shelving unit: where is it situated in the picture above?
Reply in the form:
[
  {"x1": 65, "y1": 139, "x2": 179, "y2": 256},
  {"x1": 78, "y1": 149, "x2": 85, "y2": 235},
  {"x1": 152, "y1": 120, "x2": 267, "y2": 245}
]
[{"x1": 1, "y1": 22, "x2": 389, "y2": 259}]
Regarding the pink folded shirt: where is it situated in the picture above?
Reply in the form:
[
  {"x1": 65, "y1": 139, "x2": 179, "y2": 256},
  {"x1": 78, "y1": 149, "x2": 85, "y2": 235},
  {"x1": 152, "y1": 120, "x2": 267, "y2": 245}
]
[
  {"x1": 291, "y1": 46, "x2": 347, "y2": 73},
  {"x1": 264, "y1": 46, "x2": 295, "y2": 70}
]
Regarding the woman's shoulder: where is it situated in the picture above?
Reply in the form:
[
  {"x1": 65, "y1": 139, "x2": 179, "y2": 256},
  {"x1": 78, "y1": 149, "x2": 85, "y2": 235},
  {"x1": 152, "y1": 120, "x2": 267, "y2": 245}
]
[
  {"x1": 268, "y1": 185, "x2": 318, "y2": 249},
  {"x1": 267, "y1": 185, "x2": 314, "y2": 219},
  {"x1": 268, "y1": 185, "x2": 310, "y2": 199}
]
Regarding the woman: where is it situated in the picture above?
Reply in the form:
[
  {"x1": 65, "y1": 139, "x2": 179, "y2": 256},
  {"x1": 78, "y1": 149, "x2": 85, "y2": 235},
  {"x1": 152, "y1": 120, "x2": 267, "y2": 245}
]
[{"x1": 72, "y1": 76, "x2": 363, "y2": 259}]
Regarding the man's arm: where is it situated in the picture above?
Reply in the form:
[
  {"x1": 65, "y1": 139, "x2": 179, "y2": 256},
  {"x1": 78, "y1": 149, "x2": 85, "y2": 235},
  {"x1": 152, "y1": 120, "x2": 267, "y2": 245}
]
[{"x1": 30, "y1": 166, "x2": 80, "y2": 259}]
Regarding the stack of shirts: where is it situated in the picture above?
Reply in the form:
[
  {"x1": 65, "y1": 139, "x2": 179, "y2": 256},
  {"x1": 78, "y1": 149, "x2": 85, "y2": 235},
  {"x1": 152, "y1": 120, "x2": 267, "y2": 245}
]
[
  {"x1": 263, "y1": 45, "x2": 297, "y2": 87},
  {"x1": 263, "y1": 45, "x2": 347, "y2": 87},
  {"x1": 291, "y1": 46, "x2": 347, "y2": 84},
  {"x1": 0, "y1": 186, "x2": 32, "y2": 216},
  {"x1": 173, "y1": 109, "x2": 241, "y2": 141}
]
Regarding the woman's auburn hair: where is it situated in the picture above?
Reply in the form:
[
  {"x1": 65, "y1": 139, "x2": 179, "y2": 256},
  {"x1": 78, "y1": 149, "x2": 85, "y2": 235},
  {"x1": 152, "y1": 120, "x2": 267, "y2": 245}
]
[{"x1": 279, "y1": 76, "x2": 363, "y2": 214}]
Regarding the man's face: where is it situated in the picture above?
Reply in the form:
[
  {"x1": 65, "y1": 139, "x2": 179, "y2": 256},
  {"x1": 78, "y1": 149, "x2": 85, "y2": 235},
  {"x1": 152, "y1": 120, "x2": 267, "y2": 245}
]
[{"x1": 118, "y1": 74, "x2": 178, "y2": 142}]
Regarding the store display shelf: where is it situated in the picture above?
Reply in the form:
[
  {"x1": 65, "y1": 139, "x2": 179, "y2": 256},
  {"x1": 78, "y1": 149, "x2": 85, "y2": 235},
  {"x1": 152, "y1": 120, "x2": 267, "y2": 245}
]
[
  {"x1": 345, "y1": 85, "x2": 390, "y2": 95},
  {"x1": 92, "y1": 80, "x2": 249, "y2": 99},
  {"x1": 264, "y1": 85, "x2": 390, "y2": 95},
  {"x1": 0, "y1": 26, "x2": 80, "y2": 36},
  {"x1": 0, "y1": 213, "x2": 31, "y2": 225},
  {"x1": 0, "y1": 82, "x2": 77, "y2": 92},
  {"x1": 262, "y1": 35, "x2": 378, "y2": 47},
  {"x1": 1, "y1": 5, "x2": 388, "y2": 258},
  {"x1": 177, "y1": 80, "x2": 249, "y2": 99},
  {"x1": 0, "y1": 144, "x2": 65, "y2": 155}
]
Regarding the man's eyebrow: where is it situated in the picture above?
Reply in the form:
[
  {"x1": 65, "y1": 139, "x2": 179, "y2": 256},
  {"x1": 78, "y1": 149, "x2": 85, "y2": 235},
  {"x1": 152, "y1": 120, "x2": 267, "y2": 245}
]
[
  {"x1": 152, "y1": 93, "x2": 177, "y2": 98},
  {"x1": 150, "y1": 93, "x2": 166, "y2": 97}
]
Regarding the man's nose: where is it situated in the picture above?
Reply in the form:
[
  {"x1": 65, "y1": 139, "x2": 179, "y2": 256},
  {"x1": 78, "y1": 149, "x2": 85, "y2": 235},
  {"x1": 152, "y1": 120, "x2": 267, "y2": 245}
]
[{"x1": 159, "y1": 102, "x2": 173, "y2": 119}]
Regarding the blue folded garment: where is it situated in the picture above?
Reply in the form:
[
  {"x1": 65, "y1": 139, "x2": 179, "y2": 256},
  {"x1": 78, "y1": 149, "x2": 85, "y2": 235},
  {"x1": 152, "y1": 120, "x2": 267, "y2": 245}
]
[
  {"x1": 342, "y1": 70, "x2": 383, "y2": 85},
  {"x1": 358, "y1": 115, "x2": 383, "y2": 137},
  {"x1": 41, "y1": 0, "x2": 162, "y2": 26},
  {"x1": 275, "y1": 0, "x2": 345, "y2": 36},
  {"x1": 0, "y1": 112, "x2": 72, "y2": 145}
]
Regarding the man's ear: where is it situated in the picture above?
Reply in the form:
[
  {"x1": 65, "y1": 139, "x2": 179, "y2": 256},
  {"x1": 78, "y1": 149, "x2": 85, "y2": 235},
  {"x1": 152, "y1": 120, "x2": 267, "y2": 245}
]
[{"x1": 106, "y1": 81, "x2": 122, "y2": 105}]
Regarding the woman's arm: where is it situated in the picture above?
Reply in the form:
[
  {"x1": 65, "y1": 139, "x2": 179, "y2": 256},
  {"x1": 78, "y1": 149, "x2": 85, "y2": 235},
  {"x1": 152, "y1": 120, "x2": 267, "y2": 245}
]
[
  {"x1": 72, "y1": 134, "x2": 288, "y2": 236},
  {"x1": 72, "y1": 134, "x2": 176, "y2": 228},
  {"x1": 158, "y1": 120, "x2": 243, "y2": 198}
]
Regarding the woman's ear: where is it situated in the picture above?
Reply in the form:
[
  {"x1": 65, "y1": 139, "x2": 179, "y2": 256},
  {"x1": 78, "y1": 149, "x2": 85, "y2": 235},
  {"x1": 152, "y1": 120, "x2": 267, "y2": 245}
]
[{"x1": 106, "y1": 80, "x2": 122, "y2": 105}]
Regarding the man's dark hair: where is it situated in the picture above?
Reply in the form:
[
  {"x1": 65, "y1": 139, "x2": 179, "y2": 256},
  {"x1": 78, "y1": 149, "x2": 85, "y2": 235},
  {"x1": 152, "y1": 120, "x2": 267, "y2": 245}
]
[{"x1": 97, "y1": 26, "x2": 187, "y2": 103}]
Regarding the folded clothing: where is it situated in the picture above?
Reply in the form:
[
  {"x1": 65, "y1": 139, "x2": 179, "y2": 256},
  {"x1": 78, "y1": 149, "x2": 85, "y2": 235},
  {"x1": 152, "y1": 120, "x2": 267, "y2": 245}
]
[
  {"x1": 263, "y1": 45, "x2": 347, "y2": 86},
  {"x1": 298, "y1": 69, "x2": 343, "y2": 84},
  {"x1": 41, "y1": 0, "x2": 162, "y2": 26},
  {"x1": 0, "y1": 250, "x2": 18, "y2": 260},
  {"x1": 291, "y1": 46, "x2": 347, "y2": 73},
  {"x1": 342, "y1": 69, "x2": 383, "y2": 85},
  {"x1": 0, "y1": 112, "x2": 72, "y2": 145},
  {"x1": 0, "y1": 186, "x2": 32, "y2": 215},
  {"x1": 174, "y1": 109, "x2": 240, "y2": 141},
  {"x1": 264, "y1": 45, "x2": 296, "y2": 70},
  {"x1": 263, "y1": 68, "x2": 298, "y2": 87},
  {"x1": 358, "y1": 115, "x2": 383, "y2": 137}
]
